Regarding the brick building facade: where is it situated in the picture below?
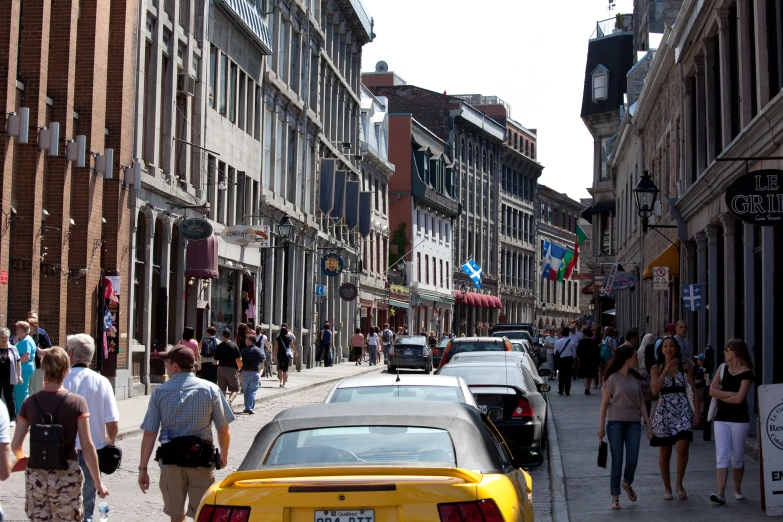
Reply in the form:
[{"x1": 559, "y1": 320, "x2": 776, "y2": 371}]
[{"x1": 1, "y1": 0, "x2": 138, "y2": 397}]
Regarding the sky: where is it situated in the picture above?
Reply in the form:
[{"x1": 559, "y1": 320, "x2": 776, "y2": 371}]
[{"x1": 359, "y1": 0, "x2": 634, "y2": 202}]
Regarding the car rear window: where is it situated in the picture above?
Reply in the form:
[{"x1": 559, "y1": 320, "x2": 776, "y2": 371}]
[
  {"x1": 262, "y1": 427, "x2": 456, "y2": 468},
  {"x1": 495, "y1": 331, "x2": 532, "y2": 341},
  {"x1": 439, "y1": 364, "x2": 528, "y2": 391},
  {"x1": 330, "y1": 385, "x2": 464, "y2": 403},
  {"x1": 451, "y1": 341, "x2": 505, "y2": 354},
  {"x1": 509, "y1": 341, "x2": 526, "y2": 352}
]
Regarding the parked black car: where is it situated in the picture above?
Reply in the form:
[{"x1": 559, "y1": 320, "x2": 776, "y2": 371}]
[
  {"x1": 438, "y1": 360, "x2": 549, "y2": 461},
  {"x1": 491, "y1": 323, "x2": 537, "y2": 339},
  {"x1": 387, "y1": 335, "x2": 433, "y2": 373}
]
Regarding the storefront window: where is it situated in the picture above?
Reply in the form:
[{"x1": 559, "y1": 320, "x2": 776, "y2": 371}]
[{"x1": 211, "y1": 268, "x2": 235, "y2": 335}]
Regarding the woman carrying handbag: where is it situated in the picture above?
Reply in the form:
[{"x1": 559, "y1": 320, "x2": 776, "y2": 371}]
[
  {"x1": 708, "y1": 339, "x2": 754, "y2": 505},
  {"x1": 597, "y1": 342, "x2": 651, "y2": 510}
]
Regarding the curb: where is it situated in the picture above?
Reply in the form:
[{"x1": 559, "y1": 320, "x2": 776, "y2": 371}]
[
  {"x1": 546, "y1": 401, "x2": 570, "y2": 522},
  {"x1": 115, "y1": 365, "x2": 382, "y2": 442}
]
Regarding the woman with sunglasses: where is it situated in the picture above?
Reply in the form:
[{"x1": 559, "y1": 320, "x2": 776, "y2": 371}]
[
  {"x1": 650, "y1": 336, "x2": 700, "y2": 501},
  {"x1": 709, "y1": 339, "x2": 754, "y2": 504}
]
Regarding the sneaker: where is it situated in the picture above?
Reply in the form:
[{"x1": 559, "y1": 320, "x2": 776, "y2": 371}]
[
  {"x1": 585, "y1": 389, "x2": 590, "y2": 395},
  {"x1": 710, "y1": 494, "x2": 726, "y2": 504}
]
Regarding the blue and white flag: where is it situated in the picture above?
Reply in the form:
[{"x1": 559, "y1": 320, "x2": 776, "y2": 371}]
[
  {"x1": 681, "y1": 284, "x2": 704, "y2": 312},
  {"x1": 461, "y1": 259, "x2": 483, "y2": 290},
  {"x1": 541, "y1": 240, "x2": 568, "y2": 281}
]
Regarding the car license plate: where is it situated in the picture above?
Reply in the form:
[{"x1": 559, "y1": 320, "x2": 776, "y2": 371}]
[
  {"x1": 314, "y1": 509, "x2": 375, "y2": 522},
  {"x1": 404, "y1": 350, "x2": 413, "y2": 356},
  {"x1": 479, "y1": 404, "x2": 488, "y2": 414}
]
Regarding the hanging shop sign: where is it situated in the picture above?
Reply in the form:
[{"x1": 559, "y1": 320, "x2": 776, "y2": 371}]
[
  {"x1": 315, "y1": 285, "x2": 326, "y2": 296},
  {"x1": 178, "y1": 218, "x2": 213, "y2": 241},
  {"x1": 220, "y1": 225, "x2": 271, "y2": 247},
  {"x1": 339, "y1": 282, "x2": 358, "y2": 301},
  {"x1": 102, "y1": 275, "x2": 121, "y2": 358},
  {"x1": 725, "y1": 169, "x2": 783, "y2": 226},
  {"x1": 360, "y1": 307, "x2": 368, "y2": 318},
  {"x1": 611, "y1": 271, "x2": 637, "y2": 291},
  {"x1": 653, "y1": 266, "x2": 670, "y2": 291},
  {"x1": 604, "y1": 263, "x2": 619, "y2": 292},
  {"x1": 321, "y1": 253, "x2": 345, "y2": 277},
  {"x1": 758, "y1": 384, "x2": 783, "y2": 515}
]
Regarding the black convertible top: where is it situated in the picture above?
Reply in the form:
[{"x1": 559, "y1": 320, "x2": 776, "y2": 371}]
[{"x1": 238, "y1": 401, "x2": 506, "y2": 473}]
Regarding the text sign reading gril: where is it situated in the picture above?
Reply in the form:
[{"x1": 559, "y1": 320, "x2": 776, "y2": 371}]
[{"x1": 725, "y1": 169, "x2": 783, "y2": 226}]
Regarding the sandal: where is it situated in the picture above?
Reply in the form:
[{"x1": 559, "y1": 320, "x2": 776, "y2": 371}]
[
  {"x1": 612, "y1": 499, "x2": 621, "y2": 510},
  {"x1": 622, "y1": 483, "x2": 637, "y2": 502},
  {"x1": 663, "y1": 491, "x2": 673, "y2": 501},
  {"x1": 676, "y1": 488, "x2": 688, "y2": 500}
]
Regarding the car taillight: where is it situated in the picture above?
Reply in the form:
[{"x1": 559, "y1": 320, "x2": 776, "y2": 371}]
[
  {"x1": 512, "y1": 398, "x2": 535, "y2": 419},
  {"x1": 433, "y1": 349, "x2": 441, "y2": 355},
  {"x1": 197, "y1": 505, "x2": 250, "y2": 522},
  {"x1": 438, "y1": 500, "x2": 503, "y2": 522}
]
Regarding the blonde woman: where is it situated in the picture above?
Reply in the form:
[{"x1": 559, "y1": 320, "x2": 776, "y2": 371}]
[{"x1": 11, "y1": 347, "x2": 108, "y2": 519}]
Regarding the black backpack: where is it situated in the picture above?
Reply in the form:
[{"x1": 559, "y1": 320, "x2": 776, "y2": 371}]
[
  {"x1": 201, "y1": 336, "x2": 217, "y2": 357},
  {"x1": 28, "y1": 393, "x2": 70, "y2": 470},
  {"x1": 382, "y1": 329, "x2": 391, "y2": 344}
]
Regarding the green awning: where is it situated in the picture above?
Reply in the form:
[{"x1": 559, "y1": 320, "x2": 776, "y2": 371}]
[{"x1": 389, "y1": 299, "x2": 410, "y2": 309}]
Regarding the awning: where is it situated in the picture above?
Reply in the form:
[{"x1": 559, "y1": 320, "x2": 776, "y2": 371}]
[
  {"x1": 642, "y1": 240, "x2": 680, "y2": 279},
  {"x1": 389, "y1": 298, "x2": 409, "y2": 309},
  {"x1": 582, "y1": 282, "x2": 597, "y2": 295},
  {"x1": 464, "y1": 292, "x2": 477, "y2": 306},
  {"x1": 478, "y1": 294, "x2": 492, "y2": 308},
  {"x1": 455, "y1": 290, "x2": 464, "y2": 304},
  {"x1": 491, "y1": 296, "x2": 503, "y2": 309},
  {"x1": 581, "y1": 199, "x2": 616, "y2": 223},
  {"x1": 186, "y1": 234, "x2": 219, "y2": 279}
]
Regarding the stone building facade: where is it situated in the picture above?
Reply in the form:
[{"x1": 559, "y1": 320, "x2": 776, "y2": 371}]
[{"x1": 1, "y1": 0, "x2": 138, "y2": 398}]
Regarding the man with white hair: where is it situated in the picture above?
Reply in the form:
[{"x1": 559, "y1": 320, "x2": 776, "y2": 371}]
[{"x1": 63, "y1": 334, "x2": 120, "y2": 522}]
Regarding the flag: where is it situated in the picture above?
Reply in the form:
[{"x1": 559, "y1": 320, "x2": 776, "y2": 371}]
[
  {"x1": 461, "y1": 259, "x2": 483, "y2": 290},
  {"x1": 681, "y1": 284, "x2": 704, "y2": 312},
  {"x1": 541, "y1": 240, "x2": 568, "y2": 281},
  {"x1": 558, "y1": 223, "x2": 589, "y2": 281}
]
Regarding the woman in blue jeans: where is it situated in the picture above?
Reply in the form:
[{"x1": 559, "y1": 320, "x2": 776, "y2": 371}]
[{"x1": 598, "y1": 342, "x2": 652, "y2": 510}]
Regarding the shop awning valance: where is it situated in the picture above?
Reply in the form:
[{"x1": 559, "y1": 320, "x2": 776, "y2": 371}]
[
  {"x1": 186, "y1": 234, "x2": 219, "y2": 279},
  {"x1": 389, "y1": 298, "x2": 409, "y2": 309},
  {"x1": 642, "y1": 240, "x2": 680, "y2": 280}
]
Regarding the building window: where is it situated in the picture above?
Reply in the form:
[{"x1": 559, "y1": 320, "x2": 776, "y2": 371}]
[
  {"x1": 425, "y1": 254, "x2": 429, "y2": 284},
  {"x1": 229, "y1": 62, "x2": 238, "y2": 122},
  {"x1": 219, "y1": 53, "x2": 228, "y2": 115},
  {"x1": 263, "y1": 106, "x2": 273, "y2": 189},
  {"x1": 592, "y1": 65, "x2": 609, "y2": 102},
  {"x1": 209, "y1": 45, "x2": 217, "y2": 108},
  {"x1": 417, "y1": 252, "x2": 422, "y2": 282}
]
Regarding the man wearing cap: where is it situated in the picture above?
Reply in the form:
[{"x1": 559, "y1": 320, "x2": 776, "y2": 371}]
[{"x1": 138, "y1": 345, "x2": 235, "y2": 522}]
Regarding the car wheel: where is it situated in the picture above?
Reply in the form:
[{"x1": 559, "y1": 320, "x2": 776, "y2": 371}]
[{"x1": 424, "y1": 365, "x2": 431, "y2": 374}]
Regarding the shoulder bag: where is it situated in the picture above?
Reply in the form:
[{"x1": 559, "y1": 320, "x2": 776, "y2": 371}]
[{"x1": 707, "y1": 364, "x2": 726, "y2": 422}]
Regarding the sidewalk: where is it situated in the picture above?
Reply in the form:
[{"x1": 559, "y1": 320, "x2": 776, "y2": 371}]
[
  {"x1": 546, "y1": 381, "x2": 767, "y2": 521},
  {"x1": 109, "y1": 362, "x2": 382, "y2": 440}
]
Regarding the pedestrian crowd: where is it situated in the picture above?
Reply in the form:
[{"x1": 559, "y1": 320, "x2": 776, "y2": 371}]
[{"x1": 544, "y1": 318, "x2": 757, "y2": 511}]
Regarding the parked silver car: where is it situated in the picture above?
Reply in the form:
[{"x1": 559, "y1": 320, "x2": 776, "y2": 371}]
[
  {"x1": 323, "y1": 373, "x2": 478, "y2": 408},
  {"x1": 387, "y1": 335, "x2": 433, "y2": 373}
]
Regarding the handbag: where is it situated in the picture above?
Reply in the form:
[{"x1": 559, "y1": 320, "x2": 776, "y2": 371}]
[
  {"x1": 553, "y1": 340, "x2": 571, "y2": 371},
  {"x1": 597, "y1": 440, "x2": 608, "y2": 468},
  {"x1": 97, "y1": 444, "x2": 122, "y2": 474},
  {"x1": 707, "y1": 364, "x2": 726, "y2": 422}
]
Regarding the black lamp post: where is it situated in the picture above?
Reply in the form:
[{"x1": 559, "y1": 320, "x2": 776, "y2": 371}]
[{"x1": 633, "y1": 171, "x2": 676, "y2": 232}]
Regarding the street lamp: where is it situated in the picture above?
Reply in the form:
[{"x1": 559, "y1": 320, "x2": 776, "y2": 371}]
[
  {"x1": 633, "y1": 171, "x2": 677, "y2": 233},
  {"x1": 277, "y1": 216, "x2": 296, "y2": 241}
]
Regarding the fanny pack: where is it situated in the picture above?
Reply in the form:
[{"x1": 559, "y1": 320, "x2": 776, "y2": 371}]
[{"x1": 156, "y1": 436, "x2": 219, "y2": 469}]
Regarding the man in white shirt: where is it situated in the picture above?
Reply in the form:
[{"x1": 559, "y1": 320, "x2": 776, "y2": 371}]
[
  {"x1": 568, "y1": 323, "x2": 583, "y2": 344},
  {"x1": 64, "y1": 334, "x2": 120, "y2": 522},
  {"x1": 554, "y1": 327, "x2": 577, "y2": 396}
]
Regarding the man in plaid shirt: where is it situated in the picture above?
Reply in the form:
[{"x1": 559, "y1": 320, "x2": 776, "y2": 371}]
[{"x1": 137, "y1": 346, "x2": 235, "y2": 522}]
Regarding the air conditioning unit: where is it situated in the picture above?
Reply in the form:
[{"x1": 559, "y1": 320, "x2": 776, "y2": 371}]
[{"x1": 177, "y1": 73, "x2": 197, "y2": 96}]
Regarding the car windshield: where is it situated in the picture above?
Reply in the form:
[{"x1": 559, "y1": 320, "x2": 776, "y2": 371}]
[
  {"x1": 451, "y1": 341, "x2": 505, "y2": 354},
  {"x1": 262, "y1": 426, "x2": 456, "y2": 468},
  {"x1": 439, "y1": 364, "x2": 528, "y2": 391},
  {"x1": 330, "y1": 385, "x2": 464, "y2": 403},
  {"x1": 509, "y1": 341, "x2": 526, "y2": 352},
  {"x1": 437, "y1": 339, "x2": 449, "y2": 348},
  {"x1": 396, "y1": 343, "x2": 424, "y2": 350}
]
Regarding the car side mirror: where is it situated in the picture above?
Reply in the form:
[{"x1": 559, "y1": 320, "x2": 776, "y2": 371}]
[{"x1": 538, "y1": 383, "x2": 551, "y2": 393}]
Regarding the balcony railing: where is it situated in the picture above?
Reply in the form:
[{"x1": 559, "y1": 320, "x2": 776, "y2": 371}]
[
  {"x1": 347, "y1": 0, "x2": 373, "y2": 41},
  {"x1": 590, "y1": 14, "x2": 633, "y2": 40}
]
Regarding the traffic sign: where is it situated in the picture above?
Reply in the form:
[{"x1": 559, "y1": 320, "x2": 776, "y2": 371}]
[{"x1": 315, "y1": 285, "x2": 326, "y2": 296}]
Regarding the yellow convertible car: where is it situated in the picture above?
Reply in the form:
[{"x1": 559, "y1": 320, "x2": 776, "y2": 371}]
[{"x1": 196, "y1": 401, "x2": 534, "y2": 522}]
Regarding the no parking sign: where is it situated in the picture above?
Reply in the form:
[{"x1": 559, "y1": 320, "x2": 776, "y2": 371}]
[{"x1": 653, "y1": 266, "x2": 669, "y2": 291}]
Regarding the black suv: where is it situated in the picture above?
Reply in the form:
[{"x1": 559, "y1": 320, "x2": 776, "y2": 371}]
[{"x1": 387, "y1": 335, "x2": 433, "y2": 373}]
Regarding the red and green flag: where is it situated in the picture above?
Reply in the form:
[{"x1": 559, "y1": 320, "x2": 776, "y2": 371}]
[{"x1": 557, "y1": 223, "x2": 589, "y2": 282}]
